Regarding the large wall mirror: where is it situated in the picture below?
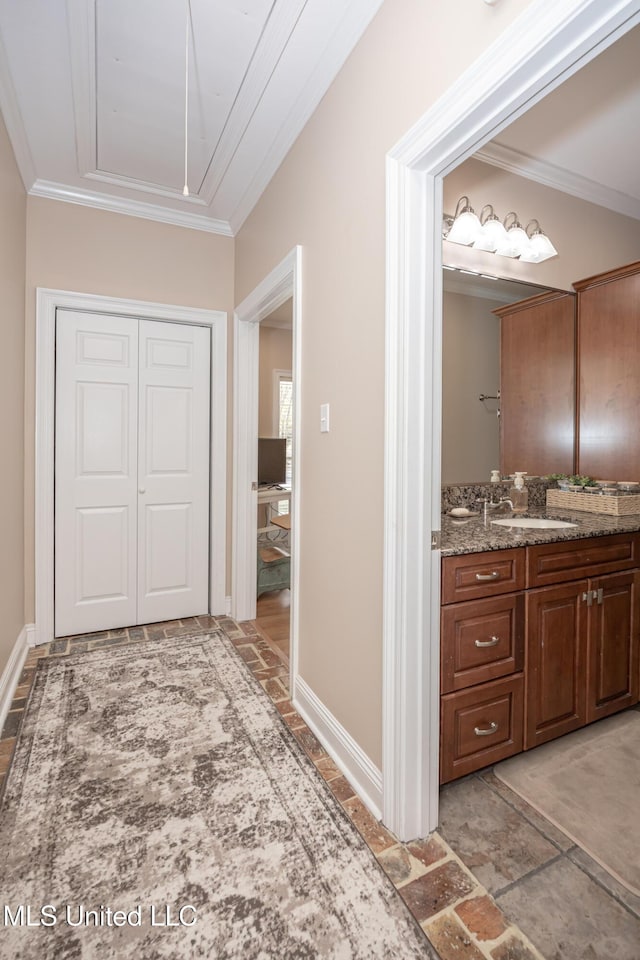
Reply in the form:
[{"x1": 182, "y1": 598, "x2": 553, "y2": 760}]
[
  {"x1": 441, "y1": 22, "x2": 640, "y2": 486},
  {"x1": 441, "y1": 270, "x2": 553, "y2": 484}
]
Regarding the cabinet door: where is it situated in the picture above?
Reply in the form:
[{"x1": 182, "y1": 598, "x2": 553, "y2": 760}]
[
  {"x1": 496, "y1": 290, "x2": 575, "y2": 477},
  {"x1": 575, "y1": 263, "x2": 640, "y2": 478},
  {"x1": 587, "y1": 570, "x2": 640, "y2": 722},
  {"x1": 525, "y1": 581, "x2": 588, "y2": 749}
]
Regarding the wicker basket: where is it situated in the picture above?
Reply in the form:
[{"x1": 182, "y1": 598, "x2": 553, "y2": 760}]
[{"x1": 547, "y1": 489, "x2": 640, "y2": 516}]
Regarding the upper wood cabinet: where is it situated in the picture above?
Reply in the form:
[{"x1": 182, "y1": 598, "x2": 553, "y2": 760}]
[
  {"x1": 575, "y1": 260, "x2": 640, "y2": 480},
  {"x1": 494, "y1": 290, "x2": 576, "y2": 478}
]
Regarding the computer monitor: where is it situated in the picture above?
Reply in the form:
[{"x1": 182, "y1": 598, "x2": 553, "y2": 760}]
[{"x1": 258, "y1": 437, "x2": 287, "y2": 485}]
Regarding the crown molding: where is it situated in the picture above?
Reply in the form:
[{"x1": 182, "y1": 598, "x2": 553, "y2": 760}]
[
  {"x1": 0, "y1": 26, "x2": 36, "y2": 190},
  {"x1": 476, "y1": 141, "x2": 640, "y2": 221},
  {"x1": 227, "y1": 0, "x2": 385, "y2": 234},
  {"x1": 28, "y1": 179, "x2": 234, "y2": 236}
]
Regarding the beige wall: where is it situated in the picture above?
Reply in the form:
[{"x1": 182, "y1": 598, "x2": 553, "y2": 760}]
[
  {"x1": 258, "y1": 325, "x2": 292, "y2": 437},
  {"x1": 24, "y1": 197, "x2": 235, "y2": 619},
  {"x1": 444, "y1": 158, "x2": 640, "y2": 288},
  {"x1": 442, "y1": 292, "x2": 501, "y2": 484},
  {"x1": 234, "y1": 0, "x2": 534, "y2": 766},
  {"x1": 0, "y1": 114, "x2": 26, "y2": 676}
]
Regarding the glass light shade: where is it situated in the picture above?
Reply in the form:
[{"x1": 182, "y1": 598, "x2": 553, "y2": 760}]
[
  {"x1": 520, "y1": 232, "x2": 558, "y2": 263},
  {"x1": 473, "y1": 217, "x2": 509, "y2": 253},
  {"x1": 495, "y1": 225, "x2": 531, "y2": 259},
  {"x1": 446, "y1": 210, "x2": 482, "y2": 246}
]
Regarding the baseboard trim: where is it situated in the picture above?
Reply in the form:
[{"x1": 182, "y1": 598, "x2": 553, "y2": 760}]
[
  {"x1": 0, "y1": 625, "x2": 32, "y2": 734},
  {"x1": 293, "y1": 676, "x2": 383, "y2": 820}
]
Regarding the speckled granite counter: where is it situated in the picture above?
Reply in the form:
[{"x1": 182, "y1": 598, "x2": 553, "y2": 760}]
[{"x1": 441, "y1": 507, "x2": 640, "y2": 556}]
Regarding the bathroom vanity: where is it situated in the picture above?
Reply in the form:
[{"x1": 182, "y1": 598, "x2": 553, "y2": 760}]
[{"x1": 440, "y1": 516, "x2": 640, "y2": 783}]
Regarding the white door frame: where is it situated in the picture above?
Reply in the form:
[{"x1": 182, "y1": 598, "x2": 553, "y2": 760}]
[
  {"x1": 232, "y1": 247, "x2": 302, "y2": 689},
  {"x1": 383, "y1": 0, "x2": 640, "y2": 840},
  {"x1": 35, "y1": 288, "x2": 228, "y2": 646}
]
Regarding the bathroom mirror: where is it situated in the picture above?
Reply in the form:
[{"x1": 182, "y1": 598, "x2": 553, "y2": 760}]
[{"x1": 441, "y1": 268, "x2": 559, "y2": 484}]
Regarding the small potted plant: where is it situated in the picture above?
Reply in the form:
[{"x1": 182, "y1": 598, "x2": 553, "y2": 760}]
[{"x1": 546, "y1": 473, "x2": 570, "y2": 490}]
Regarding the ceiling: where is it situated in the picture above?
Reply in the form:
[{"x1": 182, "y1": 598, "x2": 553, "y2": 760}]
[
  {"x1": 0, "y1": 0, "x2": 384, "y2": 236},
  {"x1": 1, "y1": 5, "x2": 639, "y2": 239},
  {"x1": 478, "y1": 22, "x2": 640, "y2": 221}
]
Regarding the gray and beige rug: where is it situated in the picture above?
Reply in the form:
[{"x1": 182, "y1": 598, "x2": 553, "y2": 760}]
[
  {"x1": 495, "y1": 710, "x2": 640, "y2": 896},
  {"x1": 0, "y1": 630, "x2": 434, "y2": 958}
]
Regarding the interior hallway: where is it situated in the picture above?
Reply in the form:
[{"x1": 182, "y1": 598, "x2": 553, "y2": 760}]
[{"x1": 0, "y1": 616, "x2": 543, "y2": 960}]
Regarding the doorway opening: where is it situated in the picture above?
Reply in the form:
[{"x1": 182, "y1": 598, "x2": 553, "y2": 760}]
[
  {"x1": 232, "y1": 246, "x2": 302, "y2": 692},
  {"x1": 383, "y1": 1, "x2": 640, "y2": 841},
  {"x1": 254, "y1": 300, "x2": 293, "y2": 664}
]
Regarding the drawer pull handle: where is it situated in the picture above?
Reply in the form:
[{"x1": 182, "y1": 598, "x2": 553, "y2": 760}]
[
  {"x1": 474, "y1": 721, "x2": 498, "y2": 737},
  {"x1": 475, "y1": 571, "x2": 500, "y2": 581},
  {"x1": 475, "y1": 635, "x2": 500, "y2": 648}
]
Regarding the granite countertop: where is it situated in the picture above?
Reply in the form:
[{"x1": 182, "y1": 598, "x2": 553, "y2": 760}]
[{"x1": 441, "y1": 507, "x2": 640, "y2": 556}]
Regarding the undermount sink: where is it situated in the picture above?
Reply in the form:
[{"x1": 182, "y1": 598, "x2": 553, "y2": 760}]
[{"x1": 491, "y1": 517, "x2": 578, "y2": 529}]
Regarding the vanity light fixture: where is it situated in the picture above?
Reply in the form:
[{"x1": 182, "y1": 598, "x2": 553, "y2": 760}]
[
  {"x1": 472, "y1": 204, "x2": 509, "y2": 252},
  {"x1": 443, "y1": 197, "x2": 558, "y2": 263},
  {"x1": 520, "y1": 219, "x2": 558, "y2": 263},
  {"x1": 444, "y1": 196, "x2": 482, "y2": 245},
  {"x1": 494, "y1": 212, "x2": 531, "y2": 258}
]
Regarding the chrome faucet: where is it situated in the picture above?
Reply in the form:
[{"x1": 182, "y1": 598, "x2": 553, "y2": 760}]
[{"x1": 476, "y1": 496, "x2": 514, "y2": 520}]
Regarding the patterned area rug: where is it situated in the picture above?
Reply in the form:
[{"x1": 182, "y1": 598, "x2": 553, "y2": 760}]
[{"x1": 0, "y1": 631, "x2": 434, "y2": 959}]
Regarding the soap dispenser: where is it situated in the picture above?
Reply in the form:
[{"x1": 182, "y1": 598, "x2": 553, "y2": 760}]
[{"x1": 510, "y1": 472, "x2": 528, "y2": 514}]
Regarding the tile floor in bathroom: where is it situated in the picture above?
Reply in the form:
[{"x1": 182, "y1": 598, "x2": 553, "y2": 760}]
[{"x1": 2, "y1": 617, "x2": 638, "y2": 959}]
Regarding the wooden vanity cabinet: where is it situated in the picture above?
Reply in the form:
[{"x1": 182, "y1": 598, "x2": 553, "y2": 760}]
[
  {"x1": 440, "y1": 533, "x2": 640, "y2": 782},
  {"x1": 525, "y1": 535, "x2": 640, "y2": 749}
]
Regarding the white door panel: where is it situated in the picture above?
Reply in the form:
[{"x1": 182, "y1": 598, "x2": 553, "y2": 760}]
[
  {"x1": 76, "y1": 506, "x2": 131, "y2": 602},
  {"x1": 55, "y1": 312, "x2": 211, "y2": 636},
  {"x1": 137, "y1": 320, "x2": 210, "y2": 624},
  {"x1": 146, "y1": 386, "x2": 192, "y2": 474},
  {"x1": 55, "y1": 311, "x2": 138, "y2": 636},
  {"x1": 76, "y1": 382, "x2": 131, "y2": 475},
  {"x1": 144, "y1": 503, "x2": 191, "y2": 593}
]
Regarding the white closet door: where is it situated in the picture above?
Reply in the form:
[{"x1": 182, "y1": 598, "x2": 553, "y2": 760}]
[
  {"x1": 55, "y1": 311, "x2": 139, "y2": 636},
  {"x1": 137, "y1": 320, "x2": 210, "y2": 624}
]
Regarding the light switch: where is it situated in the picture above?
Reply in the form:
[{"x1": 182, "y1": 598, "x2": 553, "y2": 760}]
[{"x1": 320, "y1": 402, "x2": 330, "y2": 433}]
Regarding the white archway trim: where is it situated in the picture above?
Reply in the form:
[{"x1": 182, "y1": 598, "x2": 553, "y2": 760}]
[
  {"x1": 383, "y1": 0, "x2": 640, "y2": 840},
  {"x1": 232, "y1": 246, "x2": 302, "y2": 690},
  {"x1": 35, "y1": 288, "x2": 228, "y2": 646}
]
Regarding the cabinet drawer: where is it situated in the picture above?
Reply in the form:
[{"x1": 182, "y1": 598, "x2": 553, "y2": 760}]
[
  {"x1": 526, "y1": 533, "x2": 640, "y2": 588},
  {"x1": 441, "y1": 594, "x2": 524, "y2": 693},
  {"x1": 442, "y1": 548, "x2": 525, "y2": 604},
  {"x1": 440, "y1": 675, "x2": 524, "y2": 784}
]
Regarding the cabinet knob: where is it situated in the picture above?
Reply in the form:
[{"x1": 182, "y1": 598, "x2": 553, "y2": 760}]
[
  {"x1": 475, "y1": 636, "x2": 500, "y2": 648},
  {"x1": 474, "y1": 721, "x2": 498, "y2": 737},
  {"x1": 138, "y1": 488, "x2": 146, "y2": 495},
  {"x1": 475, "y1": 571, "x2": 500, "y2": 582}
]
